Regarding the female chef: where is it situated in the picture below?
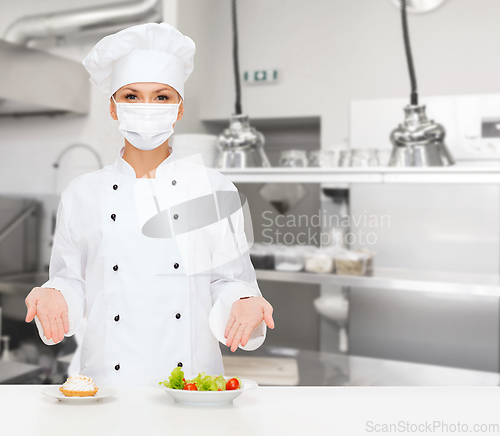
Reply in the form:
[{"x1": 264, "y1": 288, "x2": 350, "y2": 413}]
[{"x1": 24, "y1": 22, "x2": 274, "y2": 386}]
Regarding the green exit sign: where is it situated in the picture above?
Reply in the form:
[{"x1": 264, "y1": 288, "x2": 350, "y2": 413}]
[{"x1": 244, "y1": 69, "x2": 279, "y2": 84}]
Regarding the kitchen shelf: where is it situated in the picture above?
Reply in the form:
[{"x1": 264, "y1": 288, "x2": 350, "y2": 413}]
[
  {"x1": 202, "y1": 116, "x2": 321, "y2": 129},
  {"x1": 255, "y1": 268, "x2": 500, "y2": 297},
  {"x1": 220, "y1": 167, "x2": 500, "y2": 184}
]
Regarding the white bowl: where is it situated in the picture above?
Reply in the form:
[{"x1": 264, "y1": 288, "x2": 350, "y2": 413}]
[{"x1": 150, "y1": 376, "x2": 258, "y2": 406}]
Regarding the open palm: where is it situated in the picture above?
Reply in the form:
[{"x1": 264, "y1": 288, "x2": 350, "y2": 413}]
[{"x1": 25, "y1": 287, "x2": 69, "y2": 343}]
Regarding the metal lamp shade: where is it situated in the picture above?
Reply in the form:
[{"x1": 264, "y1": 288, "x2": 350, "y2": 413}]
[
  {"x1": 215, "y1": 114, "x2": 271, "y2": 168},
  {"x1": 389, "y1": 104, "x2": 454, "y2": 167}
]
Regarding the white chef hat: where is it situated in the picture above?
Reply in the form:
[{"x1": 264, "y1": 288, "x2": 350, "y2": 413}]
[{"x1": 82, "y1": 22, "x2": 195, "y2": 101}]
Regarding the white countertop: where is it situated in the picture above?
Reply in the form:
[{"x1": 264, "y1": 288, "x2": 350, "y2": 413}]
[{"x1": 2, "y1": 385, "x2": 500, "y2": 436}]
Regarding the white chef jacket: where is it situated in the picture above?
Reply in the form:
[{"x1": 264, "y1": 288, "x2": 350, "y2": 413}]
[{"x1": 35, "y1": 145, "x2": 266, "y2": 386}]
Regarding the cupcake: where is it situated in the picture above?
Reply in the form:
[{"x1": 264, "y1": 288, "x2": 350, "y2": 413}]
[{"x1": 59, "y1": 375, "x2": 99, "y2": 397}]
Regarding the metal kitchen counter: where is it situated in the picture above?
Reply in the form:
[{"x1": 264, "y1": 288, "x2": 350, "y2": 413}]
[
  {"x1": 0, "y1": 360, "x2": 42, "y2": 384},
  {"x1": 256, "y1": 268, "x2": 500, "y2": 297},
  {"x1": 221, "y1": 346, "x2": 500, "y2": 387}
]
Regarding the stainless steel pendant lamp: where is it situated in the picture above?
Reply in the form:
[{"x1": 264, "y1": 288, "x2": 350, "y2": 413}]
[
  {"x1": 388, "y1": 0, "x2": 454, "y2": 167},
  {"x1": 214, "y1": 0, "x2": 271, "y2": 169}
]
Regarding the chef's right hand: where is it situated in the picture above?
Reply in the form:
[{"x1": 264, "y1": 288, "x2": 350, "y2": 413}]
[{"x1": 25, "y1": 287, "x2": 69, "y2": 343}]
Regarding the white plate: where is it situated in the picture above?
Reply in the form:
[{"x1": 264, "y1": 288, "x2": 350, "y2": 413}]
[
  {"x1": 41, "y1": 386, "x2": 118, "y2": 403},
  {"x1": 151, "y1": 376, "x2": 258, "y2": 406}
]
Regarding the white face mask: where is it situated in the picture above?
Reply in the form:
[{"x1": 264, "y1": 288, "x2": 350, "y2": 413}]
[{"x1": 112, "y1": 94, "x2": 182, "y2": 151}]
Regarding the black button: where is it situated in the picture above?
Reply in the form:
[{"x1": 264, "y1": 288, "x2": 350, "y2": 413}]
[
  {"x1": 172, "y1": 180, "x2": 177, "y2": 186},
  {"x1": 113, "y1": 265, "x2": 119, "y2": 271},
  {"x1": 113, "y1": 184, "x2": 118, "y2": 190},
  {"x1": 114, "y1": 315, "x2": 120, "y2": 322},
  {"x1": 115, "y1": 364, "x2": 120, "y2": 371},
  {"x1": 173, "y1": 214, "x2": 178, "y2": 220},
  {"x1": 175, "y1": 313, "x2": 181, "y2": 319},
  {"x1": 174, "y1": 263, "x2": 179, "y2": 269},
  {"x1": 177, "y1": 362, "x2": 183, "y2": 367},
  {"x1": 111, "y1": 213, "x2": 116, "y2": 221}
]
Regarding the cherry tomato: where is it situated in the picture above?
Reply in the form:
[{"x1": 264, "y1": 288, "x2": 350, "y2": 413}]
[
  {"x1": 183, "y1": 383, "x2": 198, "y2": 391},
  {"x1": 226, "y1": 378, "x2": 240, "y2": 390}
]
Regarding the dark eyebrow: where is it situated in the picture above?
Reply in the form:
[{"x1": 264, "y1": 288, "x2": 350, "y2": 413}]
[
  {"x1": 121, "y1": 87, "x2": 173, "y2": 93},
  {"x1": 154, "y1": 88, "x2": 173, "y2": 93}
]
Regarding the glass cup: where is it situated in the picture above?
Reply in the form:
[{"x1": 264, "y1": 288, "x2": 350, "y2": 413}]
[
  {"x1": 368, "y1": 149, "x2": 379, "y2": 166},
  {"x1": 308, "y1": 150, "x2": 321, "y2": 167},
  {"x1": 377, "y1": 149, "x2": 392, "y2": 166},
  {"x1": 350, "y1": 149, "x2": 379, "y2": 167},
  {"x1": 349, "y1": 149, "x2": 369, "y2": 167},
  {"x1": 279, "y1": 150, "x2": 308, "y2": 167},
  {"x1": 308, "y1": 150, "x2": 336, "y2": 167},
  {"x1": 338, "y1": 150, "x2": 351, "y2": 167},
  {"x1": 320, "y1": 150, "x2": 337, "y2": 167}
]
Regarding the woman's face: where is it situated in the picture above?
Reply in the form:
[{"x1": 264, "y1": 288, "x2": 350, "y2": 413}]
[{"x1": 109, "y1": 82, "x2": 184, "y2": 122}]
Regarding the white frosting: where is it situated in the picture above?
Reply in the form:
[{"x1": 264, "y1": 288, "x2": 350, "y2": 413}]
[{"x1": 61, "y1": 375, "x2": 97, "y2": 392}]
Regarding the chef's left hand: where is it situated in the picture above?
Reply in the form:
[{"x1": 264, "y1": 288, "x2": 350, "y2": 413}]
[{"x1": 224, "y1": 296, "x2": 274, "y2": 352}]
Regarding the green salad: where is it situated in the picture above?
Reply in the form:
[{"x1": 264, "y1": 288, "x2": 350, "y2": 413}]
[{"x1": 159, "y1": 367, "x2": 242, "y2": 391}]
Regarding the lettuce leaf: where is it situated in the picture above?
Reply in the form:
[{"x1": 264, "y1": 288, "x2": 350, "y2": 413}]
[
  {"x1": 214, "y1": 375, "x2": 227, "y2": 391},
  {"x1": 159, "y1": 367, "x2": 185, "y2": 390},
  {"x1": 185, "y1": 372, "x2": 227, "y2": 391}
]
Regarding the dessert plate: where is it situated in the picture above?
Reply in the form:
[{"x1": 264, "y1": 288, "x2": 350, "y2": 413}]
[
  {"x1": 151, "y1": 376, "x2": 258, "y2": 406},
  {"x1": 41, "y1": 386, "x2": 118, "y2": 403}
]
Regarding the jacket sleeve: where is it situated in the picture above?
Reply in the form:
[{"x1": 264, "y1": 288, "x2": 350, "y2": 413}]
[
  {"x1": 36, "y1": 193, "x2": 86, "y2": 345},
  {"x1": 208, "y1": 182, "x2": 266, "y2": 351}
]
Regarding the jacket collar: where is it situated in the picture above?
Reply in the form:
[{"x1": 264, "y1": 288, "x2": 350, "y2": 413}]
[{"x1": 113, "y1": 144, "x2": 177, "y2": 179}]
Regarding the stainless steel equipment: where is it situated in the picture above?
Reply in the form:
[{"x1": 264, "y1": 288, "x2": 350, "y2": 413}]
[
  {"x1": 349, "y1": 93, "x2": 500, "y2": 372},
  {"x1": 215, "y1": 114, "x2": 271, "y2": 168},
  {"x1": 0, "y1": 0, "x2": 161, "y2": 117},
  {"x1": 0, "y1": 40, "x2": 90, "y2": 116},
  {"x1": 0, "y1": 198, "x2": 40, "y2": 277},
  {"x1": 2, "y1": 0, "x2": 161, "y2": 45},
  {"x1": 0, "y1": 197, "x2": 43, "y2": 321},
  {"x1": 389, "y1": 104, "x2": 454, "y2": 166}
]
